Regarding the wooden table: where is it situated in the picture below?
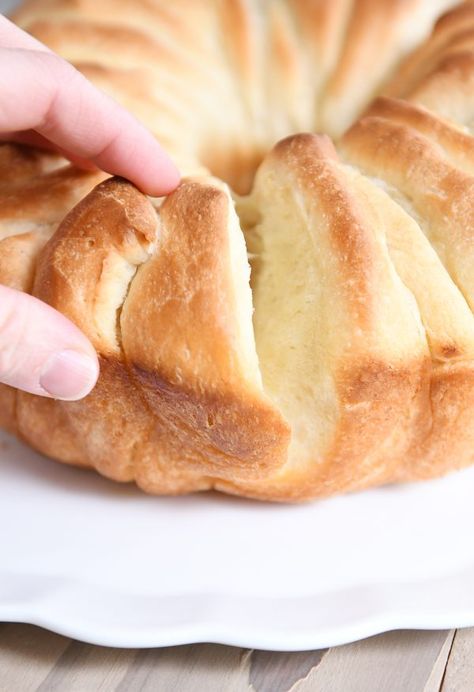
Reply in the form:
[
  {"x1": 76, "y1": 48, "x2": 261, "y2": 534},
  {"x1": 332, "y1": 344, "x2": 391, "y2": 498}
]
[{"x1": 0, "y1": 625, "x2": 472, "y2": 690}]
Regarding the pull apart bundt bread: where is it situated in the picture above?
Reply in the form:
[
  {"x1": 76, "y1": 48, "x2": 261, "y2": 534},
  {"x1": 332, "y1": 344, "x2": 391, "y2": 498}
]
[{"x1": 2, "y1": 0, "x2": 474, "y2": 501}]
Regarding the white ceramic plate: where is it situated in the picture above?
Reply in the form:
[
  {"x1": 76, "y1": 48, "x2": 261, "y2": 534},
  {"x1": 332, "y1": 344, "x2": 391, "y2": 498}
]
[{"x1": 2, "y1": 430, "x2": 474, "y2": 651}]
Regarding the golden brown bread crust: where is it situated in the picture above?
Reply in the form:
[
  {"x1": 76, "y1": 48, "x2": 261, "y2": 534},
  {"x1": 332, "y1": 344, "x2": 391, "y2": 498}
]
[
  {"x1": 0, "y1": 144, "x2": 59, "y2": 184},
  {"x1": 218, "y1": 362, "x2": 432, "y2": 501},
  {"x1": 16, "y1": 178, "x2": 168, "y2": 480},
  {"x1": 341, "y1": 102, "x2": 474, "y2": 313},
  {"x1": 382, "y1": 1, "x2": 474, "y2": 125},
  {"x1": 4, "y1": 1, "x2": 474, "y2": 501},
  {"x1": 384, "y1": 2, "x2": 474, "y2": 99},
  {"x1": 121, "y1": 181, "x2": 290, "y2": 485},
  {"x1": 17, "y1": 177, "x2": 289, "y2": 493},
  {"x1": 361, "y1": 97, "x2": 474, "y2": 174},
  {"x1": 340, "y1": 97, "x2": 474, "y2": 483}
]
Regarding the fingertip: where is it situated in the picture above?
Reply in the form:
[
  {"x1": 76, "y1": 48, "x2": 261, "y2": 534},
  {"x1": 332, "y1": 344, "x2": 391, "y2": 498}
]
[
  {"x1": 139, "y1": 160, "x2": 181, "y2": 197},
  {"x1": 0, "y1": 287, "x2": 100, "y2": 400},
  {"x1": 39, "y1": 348, "x2": 99, "y2": 401},
  {"x1": 91, "y1": 133, "x2": 181, "y2": 196}
]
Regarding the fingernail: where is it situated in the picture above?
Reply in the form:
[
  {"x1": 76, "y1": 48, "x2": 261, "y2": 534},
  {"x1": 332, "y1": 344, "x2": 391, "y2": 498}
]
[{"x1": 39, "y1": 349, "x2": 98, "y2": 400}]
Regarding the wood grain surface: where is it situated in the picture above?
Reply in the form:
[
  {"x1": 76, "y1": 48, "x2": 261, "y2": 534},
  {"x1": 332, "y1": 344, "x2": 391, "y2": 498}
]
[{"x1": 0, "y1": 625, "x2": 471, "y2": 691}]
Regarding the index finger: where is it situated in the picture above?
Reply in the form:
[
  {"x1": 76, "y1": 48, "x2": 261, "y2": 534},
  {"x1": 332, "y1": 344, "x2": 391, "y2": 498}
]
[{"x1": 0, "y1": 44, "x2": 180, "y2": 195}]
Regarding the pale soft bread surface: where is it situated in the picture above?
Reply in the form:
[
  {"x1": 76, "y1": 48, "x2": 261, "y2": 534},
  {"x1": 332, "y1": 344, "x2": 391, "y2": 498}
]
[
  {"x1": 219, "y1": 135, "x2": 429, "y2": 500},
  {"x1": 3, "y1": 1, "x2": 474, "y2": 500}
]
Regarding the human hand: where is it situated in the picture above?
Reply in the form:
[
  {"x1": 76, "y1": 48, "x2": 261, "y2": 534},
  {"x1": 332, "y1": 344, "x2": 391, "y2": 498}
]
[{"x1": 0, "y1": 15, "x2": 180, "y2": 401}]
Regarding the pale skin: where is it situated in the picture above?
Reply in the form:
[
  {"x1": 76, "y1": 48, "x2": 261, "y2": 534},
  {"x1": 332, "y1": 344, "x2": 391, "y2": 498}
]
[{"x1": 0, "y1": 16, "x2": 180, "y2": 401}]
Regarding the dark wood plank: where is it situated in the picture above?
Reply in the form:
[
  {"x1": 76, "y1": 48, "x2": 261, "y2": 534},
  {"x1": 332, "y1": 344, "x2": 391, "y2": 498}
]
[
  {"x1": 293, "y1": 630, "x2": 453, "y2": 692},
  {"x1": 36, "y1": 639, "x2": 135, "y2": 691},
  {"x1": 116, "y1": 644, "x2": 249, "y2": 692},
  {"x1": 0, "y1": 624, "x2": 70, "y2": 691},
  {"x1": 441, "y1": 628, "x2": 474, "y2": 691},
  {"x1": 249, "y1": 648, "x2": 328, "y2": 691}
]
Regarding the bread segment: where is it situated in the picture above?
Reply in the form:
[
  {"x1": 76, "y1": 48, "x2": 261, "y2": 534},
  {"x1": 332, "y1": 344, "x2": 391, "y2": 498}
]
[
  {"x1": 362, "y1": 98, "x2": 474, "y2": 175},
  {"x1": 341, "y1": 97, "x2": 474, "y2": 481},
  {"x1": 120, "y1": 179, "x2": 290, "y2": 491},
  {"x1": 341, "y1": 102, "x2": 474, "y2": 312},
  {"x1": 16, "y1": 179, "x2": 159, "y2": 478},
  {"x1": 385, "y1": 3, "x2": 474, "y2": 99},
  {"x1": 219, "y1": 134, "x2": 429, "y2": 500}
]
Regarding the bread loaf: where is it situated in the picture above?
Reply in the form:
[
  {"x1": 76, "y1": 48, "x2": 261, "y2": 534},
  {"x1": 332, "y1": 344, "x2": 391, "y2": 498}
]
[{"x1": 2, "y1": 0, "x2": 474, "y2": 500}]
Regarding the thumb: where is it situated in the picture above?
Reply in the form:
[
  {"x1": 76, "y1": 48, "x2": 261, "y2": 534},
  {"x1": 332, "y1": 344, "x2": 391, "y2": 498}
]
[{"x1": 0, "y1": 285, "x2": 99, "y2": 400}]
